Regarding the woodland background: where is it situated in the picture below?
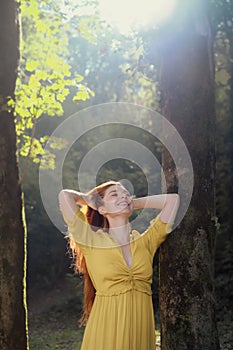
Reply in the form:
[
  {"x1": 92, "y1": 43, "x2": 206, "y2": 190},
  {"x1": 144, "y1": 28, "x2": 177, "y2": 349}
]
[{"x1": 0, "y1": 0, "x2": 232, "y2": 349}]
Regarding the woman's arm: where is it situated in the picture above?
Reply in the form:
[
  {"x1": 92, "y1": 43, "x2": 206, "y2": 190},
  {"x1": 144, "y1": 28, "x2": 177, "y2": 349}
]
[
  {"x1": 132, "y1": 193, "x2": 180, "y2": 224},
  {"x1": 58, "y1": 189, "x2": 90, "y2": 223}
]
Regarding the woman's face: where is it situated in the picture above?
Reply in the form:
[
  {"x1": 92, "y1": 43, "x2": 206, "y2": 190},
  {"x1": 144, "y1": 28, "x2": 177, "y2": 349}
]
[{"x1": 98, "y1": 184, "x2": 133, "y2": 217}]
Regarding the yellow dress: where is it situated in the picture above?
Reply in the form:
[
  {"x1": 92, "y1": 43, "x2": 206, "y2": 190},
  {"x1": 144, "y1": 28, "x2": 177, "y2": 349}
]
[{"x1": 64, "y1": 209, "x2": 172, "y2": 350}]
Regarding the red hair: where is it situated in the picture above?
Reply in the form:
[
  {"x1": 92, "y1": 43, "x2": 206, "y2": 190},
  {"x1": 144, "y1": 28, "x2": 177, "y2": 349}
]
[{"x1": 69, "y1": 181, "x2": 120, "y2": 325}]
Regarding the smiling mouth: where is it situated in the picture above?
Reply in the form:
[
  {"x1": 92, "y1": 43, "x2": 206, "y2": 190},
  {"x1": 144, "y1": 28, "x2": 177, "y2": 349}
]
[{"x1": 118, "y1": 201, "x2": 129, "y2": 206}]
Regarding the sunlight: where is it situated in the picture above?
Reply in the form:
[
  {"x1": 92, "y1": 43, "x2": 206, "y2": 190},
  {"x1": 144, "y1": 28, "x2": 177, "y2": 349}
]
[{"x1": 98, "y1": 0, "x2": 176, "y2": 34}]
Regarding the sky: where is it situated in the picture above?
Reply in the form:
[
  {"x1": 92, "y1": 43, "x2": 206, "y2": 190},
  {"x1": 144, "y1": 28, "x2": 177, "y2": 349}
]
[
  {"x1": 98, "y1": 0, "x2": 176, "y2": 34},
  {"x1": 60, "y1": 0, "x2": 177, "y2": 35}
]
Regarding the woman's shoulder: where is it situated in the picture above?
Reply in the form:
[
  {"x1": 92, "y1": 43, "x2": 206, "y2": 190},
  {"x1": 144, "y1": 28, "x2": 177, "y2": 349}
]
[
  {"x1": 146, "y1": 214, "x2": 173, "y2": 235},
  {"x1": 64, "y1": 208, "x2": 119, "y2": 249},
  {"x1": 133, "y1": 214, "x2": 173, "y2": 251}
]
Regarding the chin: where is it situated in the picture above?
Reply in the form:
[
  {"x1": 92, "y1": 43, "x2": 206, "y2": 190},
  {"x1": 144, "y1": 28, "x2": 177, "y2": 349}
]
[{"x1": 121, "y1": 208, "x2": 133, "y2": 216}]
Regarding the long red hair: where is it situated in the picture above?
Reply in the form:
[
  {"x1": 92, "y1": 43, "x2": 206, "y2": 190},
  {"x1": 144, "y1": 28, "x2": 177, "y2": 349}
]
[{"x1": 69, "y1": 181, "x2": 120, "y2": 326}]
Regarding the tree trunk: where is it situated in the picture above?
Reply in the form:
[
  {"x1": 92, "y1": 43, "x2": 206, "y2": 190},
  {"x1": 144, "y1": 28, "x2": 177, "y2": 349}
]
[
  {"x1": 159, "y1": 2, "x2": 220, "y2": 349},
  {"x1": 224, "y1": 15, "x2": 233, "y2": 235},
  {"x1": 0, "y1": 1, "x2": 29, "y2": 349}
]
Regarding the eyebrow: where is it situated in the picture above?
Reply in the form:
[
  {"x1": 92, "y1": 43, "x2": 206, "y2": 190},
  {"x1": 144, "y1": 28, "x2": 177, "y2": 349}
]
[
  {"x1": 108, "y1": 190, "x2": 117, "y2": 195},
  {"x1": 108, "y1": 189, "x2": 130, "y2": 195}
]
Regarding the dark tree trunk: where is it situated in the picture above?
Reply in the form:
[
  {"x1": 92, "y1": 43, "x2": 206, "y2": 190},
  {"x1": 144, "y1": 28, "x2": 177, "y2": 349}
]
[
  {"x1": 224, "y1": 14, "x2": 233, "y2": 235},
  {"x1": 159, "y1": 2, "x2": 220, "y2": 349},
  {"x1": 0, "y1": 1, "x2": 29, "y2": 349}
]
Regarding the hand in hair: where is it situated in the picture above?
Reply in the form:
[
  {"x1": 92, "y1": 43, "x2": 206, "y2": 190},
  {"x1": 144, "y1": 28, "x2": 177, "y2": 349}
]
[{"x1": 59, "y1": 189, "x2": 97, "y2": 223}]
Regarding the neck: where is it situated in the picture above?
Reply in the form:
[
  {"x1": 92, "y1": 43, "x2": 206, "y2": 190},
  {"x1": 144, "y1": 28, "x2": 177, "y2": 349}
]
[{"x1": 107, "y1": 216, "x2": 131, "y2": 245}]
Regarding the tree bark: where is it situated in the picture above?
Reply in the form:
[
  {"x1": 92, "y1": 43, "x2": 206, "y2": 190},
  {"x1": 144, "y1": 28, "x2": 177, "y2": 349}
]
[
  {"x1": 159, "y1": 2, "x2": 220, "y2": 349},
  {"x1": 224, "y1": 11, "x2": 233, "y2": 234},
  {"x1": 0, "y1": 1, "x2": 29, "y2": 349}
]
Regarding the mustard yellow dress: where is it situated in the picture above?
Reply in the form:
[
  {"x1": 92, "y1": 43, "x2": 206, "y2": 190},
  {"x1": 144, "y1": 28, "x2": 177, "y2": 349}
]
[{"x1": 64, "y1": 209, "x2": 172, "y2": 350}]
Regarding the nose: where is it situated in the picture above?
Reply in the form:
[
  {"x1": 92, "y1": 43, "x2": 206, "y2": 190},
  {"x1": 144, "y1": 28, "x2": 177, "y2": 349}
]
[{"x1": 120, "y1": 192, "x2": 131, "y2": 204}]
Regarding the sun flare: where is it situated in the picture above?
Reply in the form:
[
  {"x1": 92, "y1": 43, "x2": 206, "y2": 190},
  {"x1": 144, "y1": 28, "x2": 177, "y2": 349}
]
[{"x1": 98, "y1": 0, "x2": 176, "y2": 34}]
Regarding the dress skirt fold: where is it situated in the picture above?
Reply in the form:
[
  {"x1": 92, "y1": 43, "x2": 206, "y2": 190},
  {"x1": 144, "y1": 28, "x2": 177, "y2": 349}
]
[{"x1": 81, "y1": 290, "x2": 156, "y2": 350}]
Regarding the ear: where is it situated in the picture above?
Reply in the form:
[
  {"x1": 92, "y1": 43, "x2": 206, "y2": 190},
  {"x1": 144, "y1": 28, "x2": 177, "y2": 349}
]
[{"x1": 98, "y1": 205, "x2": 107, "y2": 216}]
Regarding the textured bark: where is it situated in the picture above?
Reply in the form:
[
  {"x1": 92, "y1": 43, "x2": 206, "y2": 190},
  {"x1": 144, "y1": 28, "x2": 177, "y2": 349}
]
[
  {"x1": 159, "y1": 4, "x2": 220, "y2": 350},
  {"x1": 0, "y1": 1, "x2": 29, "y2": 349},
  {"x1": 225, "y1": 21, "x2": 233, "y2": 232}
]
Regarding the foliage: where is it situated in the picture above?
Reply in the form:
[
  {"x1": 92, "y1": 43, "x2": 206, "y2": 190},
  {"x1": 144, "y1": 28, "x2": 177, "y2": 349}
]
[
  {"x1": 13, "y1": 0, "x2": 163, "y2": 174},
  {"x1": 12, "y1": 0, "x2": 95, "y2": 170}
]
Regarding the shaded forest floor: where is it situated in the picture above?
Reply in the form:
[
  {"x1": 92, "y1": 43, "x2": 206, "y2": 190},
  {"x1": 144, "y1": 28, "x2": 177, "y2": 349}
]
[
  {"x1": 28, "y1": 273, "x2": 233, "y2": 350},
  {"x1": 28, "y1": 276, "x2": 84, "y2": 350}
]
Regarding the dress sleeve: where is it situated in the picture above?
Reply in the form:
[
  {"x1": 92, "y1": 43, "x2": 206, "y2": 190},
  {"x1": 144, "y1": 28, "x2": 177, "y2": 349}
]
[
  {"x1": 62, "y1": 207, "x2": 95, "y2": 248},
  {"x1": 141, "y1": 214, "x2": 173, "y2": 256}
]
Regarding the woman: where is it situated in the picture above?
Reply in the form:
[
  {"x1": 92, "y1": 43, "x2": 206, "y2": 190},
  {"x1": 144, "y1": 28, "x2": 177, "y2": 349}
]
[{"x1": 59, "y1": 180, "x2": 179, "y2": 350}]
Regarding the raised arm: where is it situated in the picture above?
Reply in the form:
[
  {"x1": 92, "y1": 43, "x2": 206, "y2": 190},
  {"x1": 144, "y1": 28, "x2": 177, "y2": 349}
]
[
  {"x1": 58, "y1": 189, "x2": 89, "y2": 223},
  {"x1": 132, "y1": 193, "x2": 180, "y2": 224}
]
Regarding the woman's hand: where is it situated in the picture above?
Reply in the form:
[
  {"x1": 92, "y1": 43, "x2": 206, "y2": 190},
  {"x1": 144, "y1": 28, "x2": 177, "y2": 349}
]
[
  {"x1": 83, "y1": 193, "x2": 98, "y2": 210},
  {"x1": 58, "y1": 190, "x2": 95, "y2": 222}
]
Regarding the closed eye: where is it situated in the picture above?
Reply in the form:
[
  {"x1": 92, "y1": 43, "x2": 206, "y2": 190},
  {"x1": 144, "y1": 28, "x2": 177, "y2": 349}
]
[
  {"x1": 123, "y1": 191, "x2": 130, "y2": 197},
  {"x1": 107, "y1": 188, "x2": 130, "y2": 198}
]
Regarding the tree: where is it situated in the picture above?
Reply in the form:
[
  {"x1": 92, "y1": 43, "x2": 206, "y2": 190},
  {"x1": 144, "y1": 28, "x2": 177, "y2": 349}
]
[
  {"x1": 0, "y1": 0, "x2": 29, "y2": 349},
  {"x1": 212, "y1": 0, "x2": 233, "y2": 240},
  {"x1": 212, "y1": 0, "x2": 233, "y2": 330},
  {"x1": 158, "y1": 1, "x2": 220, "y2": 349}
]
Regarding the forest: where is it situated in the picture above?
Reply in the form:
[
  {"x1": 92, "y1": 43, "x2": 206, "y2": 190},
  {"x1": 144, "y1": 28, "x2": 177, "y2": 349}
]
[{"x1": 0, "y1": 0, "x2": 232, "y2": 349}]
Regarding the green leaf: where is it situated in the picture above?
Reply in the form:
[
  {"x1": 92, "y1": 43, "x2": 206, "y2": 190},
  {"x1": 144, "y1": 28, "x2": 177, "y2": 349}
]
[
  {"x1": 39, "y1": 150, "x2": 56, "y2": 170},
  {"x1": 25, "y1": 59, "x2": 39, "y2": 72},
  {"x1": 48, "y1": 136, "x2": 68, "y2": 150},
  {"x1": 73, "y1": 90, "x2": 89, "y2": 101},
  {"x1": 75, "y1": 74, "x2": 84, "y2": 83}
]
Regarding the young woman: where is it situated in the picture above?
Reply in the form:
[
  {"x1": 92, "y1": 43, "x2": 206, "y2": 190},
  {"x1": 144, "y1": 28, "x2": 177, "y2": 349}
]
[{"x1": 59, "y1": 180, "x2": 179, "y2": 350}]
